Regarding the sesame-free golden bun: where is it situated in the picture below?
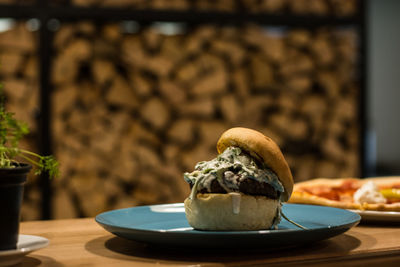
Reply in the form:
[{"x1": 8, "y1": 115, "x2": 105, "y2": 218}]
[
  {"x1": 184, "y1": 193, "x2": 279, "y2": 230},
  {"x1": 217, "y1": 127, "x2": 293, "y2": 201}
]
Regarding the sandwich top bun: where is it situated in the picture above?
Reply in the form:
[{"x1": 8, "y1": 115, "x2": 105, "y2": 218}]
[{"x1": 216, "y1": 127, "x2": 294, "y2": 201}]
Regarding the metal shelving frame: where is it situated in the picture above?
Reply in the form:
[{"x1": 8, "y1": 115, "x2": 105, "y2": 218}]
[{"x1": 0, "y1": 0, "x2": 367, "y2": 219}]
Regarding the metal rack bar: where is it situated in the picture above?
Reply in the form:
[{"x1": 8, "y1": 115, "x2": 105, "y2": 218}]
[
  {"x1": 358, "y1": 0, "x2": 368, "y2": 177},
  {"x1": 0, "y1": 4, "x2": 359, "y2": 26},
  {"x1": 36, "y1": 0, "x2": 53, "y2": 220}
]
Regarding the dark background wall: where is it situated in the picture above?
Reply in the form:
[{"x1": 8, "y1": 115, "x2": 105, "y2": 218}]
[{"x1": 368, "y1": 0, "x2": 400, "y2": 175}]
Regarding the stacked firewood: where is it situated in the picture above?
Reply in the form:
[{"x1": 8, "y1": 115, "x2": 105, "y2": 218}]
[
  {"x1": 0, "y1": 22, "x2": 41, "y2": 220},
  {"x1": 50, "y1": 21, "x2": 360, "y2": 218},
  {"x1": 69, "y1": 0, "x2": 357, "y2": 16}
]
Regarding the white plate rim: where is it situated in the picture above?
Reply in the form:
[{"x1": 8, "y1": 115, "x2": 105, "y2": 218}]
[
  {"x1": 0, "y1": 234, "x2": 49, "y2": 257},
  {"x1": 348, "y1": 209, "x2": 400, "y2": 221}
]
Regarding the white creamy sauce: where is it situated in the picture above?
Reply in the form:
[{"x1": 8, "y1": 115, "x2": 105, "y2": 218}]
[
  {"x1": 229, "y1": 192, "x2": 241, "y2": 214},
  {"x1": 353, "y1": 181, "x2": 386, "y2": 204},
  {"x1": 183, "y1": 147, "x2": 284, "y2": 196},
  {"x1": 202, "y1": 174, "x2": 214, "y2": 189}
]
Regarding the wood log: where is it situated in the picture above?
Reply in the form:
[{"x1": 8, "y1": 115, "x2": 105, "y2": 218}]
[
  {"x1": 190, "y1": 68, "x2": 228, "y2": 97},
  {"x1": 63, "y1": 39, "x2": 92, "y2": 62},
  {"x1": 93, "y1": 39, "x2": 118, "y2": 58},
  {"x1": 260, "y1": 0, "x2": 286, "y2": 12},
  {"x1": 288, "y1": 0, "x2": 310, "y2": 15},
  {"x1": 177, "y1": 98, "x2": 215, "y2": 118},
  {"x1": 52, "y1": 53, "x2": 79, "y2": 85},
  {"x1": 314, "y1": 159, "x2": 339, "y2": 178},
  {"x1": 102, "y1": 23, "x2": 122, "y2": 42},
  {"x1": 92, "y1": 59, "x2": 116, "y2": 86},
  {"x1": 152, "y1": 0, "x2": 189, "y2": 9},
  {"x1": 184, "y1": 26, "x2": 216, "y2": 54},
  {"x1": 220, "y1": 94, "x2": 241, "y2": 123},
  {"x1": 322, "y1": 134, "x2": 346, "y2": 161},
  {"x1": 164, "y1": 144, "x2": 181, "y2": 165},
  {"x1": 123, "y1": 36, "x2": 174, "y2": 77},
  {"x1": 121, "y1": 36, "x2": 145, "y2": 64},
  {"x1": 90, "y1": 114, "x2": 130, "y2": 155},
  {"x1": 23, "y1": 55, "x2": 38, "y2": 80},
  {"x1": 331, "y1": 0, "x2": 357, "y2": 16},
  {"x1": 280, "y1": 52, "x2": 314, "y2": 77},
  {"x1": 167, "y1": 119, "x2": 195, "y2": 145},
  {"x1": 52, "y1": 85, "x2": 78, "y2": 118},
  {"x1": 110, "y1": 140, "x2": 139, "y2": 183},
  {"x1": 286, "y1": 75, "x2": 312, "y2": 94},
  {"x1": 198, "y1": 121, "x2": 228, "y2": 150},
  {"x1": 129, "y1": 121, "x2": 161, "y2": 146},
  {"x1": 277, "y1": 93, "x2": 297, "y2": 113},
  {"x1": 106, "y1": 76, "x2": 138, "y2": 109},
  {"x1": 210, "y1": 39, "x2": 245, "y2": 66},
  {"x1": 260, "y1": 35, "x2": 286, "y2": 63},
  {"x1": 129, "y1": 71, "x2": 153, "y2": 99},
  {"x1": 242, "y1": 96, "x2": 273, "y2": 127},
  {"x1": 334, "y1": 97, "x2": 357, "y2": 121},
  {"x1": 142, "y1": 28, "x2": 162, "y2": 52},
  {"x1": 250, "y1": 55, "x2": 274, "y2": 88},
  {"x1": 311, "y1": 35, "x2": 334, "y2": 66},
  {"x1": 232, "y1": 67, "x2": 250, "y2": 98},
  {"x1": 317, "y1": 71, "x2": 340, "y2": 98},
  {"x1": 300, "y1": 94, "x2": 327, "y2": 116},
  {"x1": 309, "y1": 0, "x2": 329, "y2": 15},
  {"x1": 0, "y1": 23, "x2": 35, "y2": 52},
  {"x1": 181, "y1": 144, "x2": 216, "y2": 172},
  {"x1": 2, "y1": 78, "x2": 27, "y2": 100},
  {"x1": 175, "y1": 61, "x2": 199, "y2": 86},
  {"x1": 140, "y1": 97, "x2": 170, "y2": 129},
  {"x1": 287, "y1": 30, "x2": 311, "y2": 48},
  {"x1": 289, "y1": 117, "x2": 309, "y2": 140},
  {"x1": 53, "y1": 25, "x2": 75, "y2": 48},
  {"x1": 71, "y1": 0, "x2": 98, "y2": 7},
  {"x1": 161, "y1": 36, "x2": 185, "y2": 62},
  {"x1": 101, "y1": 0, "x2": 146, "y2": 8},
  {"x1": 0, "y1": 51, "x2": 23, "y2": 76},
  {"x1": 158, "y1": 78, "x2": 186, "y2": 105},
  {"x1": 77, "y1": 22, "x2": 96, "y2": 35}
]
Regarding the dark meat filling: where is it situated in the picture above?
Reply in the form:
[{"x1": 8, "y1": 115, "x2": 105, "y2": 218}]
[
  {"x1": 189, "y1": 176, "x2": 279, "y2": 200},
  {"x1": 184, "y1": 147, "x2": 284, "y2": 200}
]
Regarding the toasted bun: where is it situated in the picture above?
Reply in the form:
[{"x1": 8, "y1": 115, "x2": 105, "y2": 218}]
[
  {"x1": 217, "y1": 127, "x2": 293, "y2": 201},
  {"x1": 184, "y1": 193, "x2": 279, "y2": 230}
]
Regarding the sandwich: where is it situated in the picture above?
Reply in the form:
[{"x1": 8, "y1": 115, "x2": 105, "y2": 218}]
[{"x1": 183, "y1": 127, "x2": 294, "y2": 230}]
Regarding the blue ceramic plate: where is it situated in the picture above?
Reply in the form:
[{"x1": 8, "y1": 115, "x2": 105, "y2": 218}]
[{"x1": 96, "y1": 203, "x2": 360, "y2": 248}]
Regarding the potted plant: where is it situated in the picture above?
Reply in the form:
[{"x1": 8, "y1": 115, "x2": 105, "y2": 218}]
[{"x1": 0, "y1": 86, "x2": 59, "y2": 251}]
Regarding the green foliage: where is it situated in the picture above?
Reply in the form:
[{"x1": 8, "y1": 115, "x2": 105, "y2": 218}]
[{"x1": 0, "y1": 86, "x2": 59, "y2": 178}]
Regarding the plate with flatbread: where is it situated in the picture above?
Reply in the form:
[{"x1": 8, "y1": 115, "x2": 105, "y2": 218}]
[{"x1": 288, "y1": 177, "x2": 400, "y2": 222}]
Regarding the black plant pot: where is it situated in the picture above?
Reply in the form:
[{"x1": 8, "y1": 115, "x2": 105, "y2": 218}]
[{"x1": 0, "y1": 163, "x2": 31, "y2": 251}]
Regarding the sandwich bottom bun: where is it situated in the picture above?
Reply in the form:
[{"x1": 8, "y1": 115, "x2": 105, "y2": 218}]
[{"x1": 184, "y1": 193, "x2": 279, "y2": 231}]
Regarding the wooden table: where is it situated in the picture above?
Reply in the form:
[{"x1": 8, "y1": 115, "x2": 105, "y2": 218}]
[{"x1": 16, "y1": 218, "x2": 400, "y2": 266}]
